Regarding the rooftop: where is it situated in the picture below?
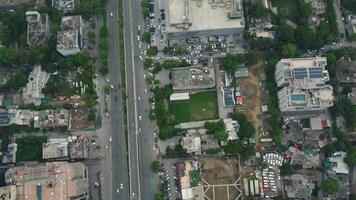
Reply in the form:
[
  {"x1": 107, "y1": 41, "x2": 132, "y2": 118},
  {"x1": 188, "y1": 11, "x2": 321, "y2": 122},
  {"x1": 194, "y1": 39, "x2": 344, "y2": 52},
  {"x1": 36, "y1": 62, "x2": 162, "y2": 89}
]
[
  {"x1": 275, "y1": 57, "x2": 329, "y2": 89},
  {"x1": 2, "y1": 143, "x2": 17, "y2": 164},
  {"x1": 10, "y1": 109, "x2": 69, "y2": 128},
  {"x1": 165, "y1": 0, "x2": 244, "y2": 35},
  {"x1": 277, "y1": 86, "x2": 334, "y2": 112},
  {"x1": 5, "y1": 162, "x2": 89, "y2": 200},
  {"x1": 0, "y1": 186, "x2": 16, "y2": 200},
  {"x1": 285, "y1": 146, "x2": 320, "y2": 169},
  {"x1": 42, "y1": 137, "x2": 69, "y2": 159},
  {"x1": 223, "y1": 118, "x2": 239, "y2": 140},
  {"x1": 335, "y1": 60, "x2": 356, "y2": 83},
  {"x1": 181, "y1": 130, "x2": 202, "y2": 155},
  {"x1": 52, "y1": 0, "x2": 74, "y2": 11},
  {"x1": 327, "y1": 151, "x2": 349, "y2": 174},
  {"x1": 283, "y1": 174, "x2": 315, "y2": 199},
  {"x1": 0, "y1": 0, "x2": 44, "y2": 9},
  {"x1": 57, "y1": 15, "x2": 83, "y2": 56},
  {"x1": 22, "y1": 65, "x2": 50, "y2": 105},
  {"x1": 172, "y1": 66, "x2": 215, "y2": 91},
  {"x1": 26, "y1": 11, "x2": 50, "y2": 47}
]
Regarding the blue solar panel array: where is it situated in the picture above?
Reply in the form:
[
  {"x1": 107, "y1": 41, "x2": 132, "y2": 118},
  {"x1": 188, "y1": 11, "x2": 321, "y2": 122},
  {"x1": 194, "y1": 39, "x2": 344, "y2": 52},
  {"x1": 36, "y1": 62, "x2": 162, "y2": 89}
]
[
  {"x1": 223, "y1": 87, "x2": 235, "y2": 107},
  {"x1": 294, "y1": 68, "x2": 308, "y2": 79},
  {"x1": 308, "y1": 67, "x2": 323, "y2": 78}
]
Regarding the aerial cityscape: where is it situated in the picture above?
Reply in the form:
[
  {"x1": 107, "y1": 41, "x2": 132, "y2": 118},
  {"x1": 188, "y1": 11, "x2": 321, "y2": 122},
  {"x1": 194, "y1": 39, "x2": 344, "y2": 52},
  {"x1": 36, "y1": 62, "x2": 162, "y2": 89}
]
[{"x1": 0, "y1": 0, "x2": 356, "y2": 199}]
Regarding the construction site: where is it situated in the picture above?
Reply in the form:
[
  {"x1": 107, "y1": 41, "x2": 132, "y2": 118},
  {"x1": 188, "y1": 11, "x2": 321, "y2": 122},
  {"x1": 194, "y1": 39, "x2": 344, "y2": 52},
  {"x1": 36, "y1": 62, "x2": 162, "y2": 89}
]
[{"x1": 201, "y1": 157, "x2": 241, "y2": 200}]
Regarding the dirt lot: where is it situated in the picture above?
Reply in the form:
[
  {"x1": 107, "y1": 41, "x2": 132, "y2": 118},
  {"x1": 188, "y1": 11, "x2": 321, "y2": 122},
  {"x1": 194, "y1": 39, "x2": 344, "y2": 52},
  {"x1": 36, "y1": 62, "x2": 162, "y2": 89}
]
[
  {"x1": 201, "y1": 157, "x2": 240, "y2": 200},
  {"x1": 237, "y1": 62, "x2": 269, "y2": 147}
]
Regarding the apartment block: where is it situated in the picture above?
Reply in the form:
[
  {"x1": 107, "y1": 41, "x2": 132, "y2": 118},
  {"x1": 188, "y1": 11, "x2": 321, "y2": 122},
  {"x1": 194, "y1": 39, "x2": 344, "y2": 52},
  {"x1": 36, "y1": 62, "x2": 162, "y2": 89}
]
[{"x1": 275, "y1": 57, "x2": 333, "y2": 113}]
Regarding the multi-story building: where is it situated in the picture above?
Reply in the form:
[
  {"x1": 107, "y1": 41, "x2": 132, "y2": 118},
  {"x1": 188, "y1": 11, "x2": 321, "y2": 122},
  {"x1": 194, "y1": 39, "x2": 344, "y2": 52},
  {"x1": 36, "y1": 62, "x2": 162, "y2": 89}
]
[
  {"x1": 22, "y1": 65, "x2": 50, "y2": 105},
  {"x1": 164, "y1": 0, "x2": 245, "y2": 45},
  {"x1": 56, "y1": 15, "x2": 83, "y2": 56},
  {"x1": 26, "y1": 11, "x2": 50, "y2": 47},
  {"x1": 4, "y1": 162, "x2": 89, "y2": 200},
  {"x1": 275, "y1": 57, "x2": 333, "y2": 113}
]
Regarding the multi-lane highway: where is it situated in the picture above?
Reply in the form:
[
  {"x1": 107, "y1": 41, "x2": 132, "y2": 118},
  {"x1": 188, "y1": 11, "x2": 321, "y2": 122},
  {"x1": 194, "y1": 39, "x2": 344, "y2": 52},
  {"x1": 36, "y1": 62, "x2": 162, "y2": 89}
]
[
  {"x1": 123, "y1": 0, "x2": 158, "y2": 199},
  {"x1": 100, "y1": 0, "x2": 130, "y2": 199},
  {"x1": 99, "y1": 0, "x2": 158, "y2": 199}
]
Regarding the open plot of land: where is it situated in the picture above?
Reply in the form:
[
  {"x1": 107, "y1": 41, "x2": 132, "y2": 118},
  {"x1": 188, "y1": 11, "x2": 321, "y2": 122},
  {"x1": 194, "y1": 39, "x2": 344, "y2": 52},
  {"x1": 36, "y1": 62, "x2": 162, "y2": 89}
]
[
  {"x1": 201, "y1": 157, "x2": 241, "y2": 200},
  {"x1": 169, "y1": 91, "x2": 218, "y2": 124},
  {"x1": 237, "y1": 62, "x2": 268, "y2": 147},
  {"x1": 272, "y1": 0, "x2": 299, "y2": 22}
]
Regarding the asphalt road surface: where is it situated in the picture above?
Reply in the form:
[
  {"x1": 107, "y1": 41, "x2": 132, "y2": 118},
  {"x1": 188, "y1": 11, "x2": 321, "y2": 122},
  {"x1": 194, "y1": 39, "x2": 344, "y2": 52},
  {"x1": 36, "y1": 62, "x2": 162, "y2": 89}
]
[
  {"x1": 123, "y1": 0, "x2": 158, "y2": 199},
  {"x1": 101, "y1": 0, "x2": 130, "y2": 199}
]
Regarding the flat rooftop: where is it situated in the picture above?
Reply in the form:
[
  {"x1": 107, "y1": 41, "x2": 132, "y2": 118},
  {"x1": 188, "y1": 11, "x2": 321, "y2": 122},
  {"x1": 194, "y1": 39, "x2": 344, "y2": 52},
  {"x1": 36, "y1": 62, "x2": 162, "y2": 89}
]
[
  {"x1": 5, "y1": 162, "x2": 89, "y2": 200},
  {"x1": 52, "y1": 0, "x2": 74, "y2": 11},
  {"x1": 0, "y1": 0, "x2": 44, "y2": 8},
  {"x1": 57, "y1": 15, "x2": 82, "y2": 50},
  {"x1": 275, "y1": 57, "x2": 329, "y2": 89},
  {"x1": 26, "y1": 11, "x2": 50, "y2": 47},
  {"x1": 42, "y1": 138, "x2": 69, "y2": 159},
  {"x1": 172, "y1": 66, "x2": 215, "y2": 91},
  {"x1": 166, "y1": 0, "x2": 244, "y2": 34}
]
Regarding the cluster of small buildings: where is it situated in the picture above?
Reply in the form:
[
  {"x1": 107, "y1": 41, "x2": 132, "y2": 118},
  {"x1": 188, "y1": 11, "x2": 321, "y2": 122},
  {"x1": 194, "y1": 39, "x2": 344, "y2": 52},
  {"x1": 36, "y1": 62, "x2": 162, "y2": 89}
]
[
  {"x1": 26, "y1": 11, "x2": 51, "y2": 47},
  {"x1": 175, "y1": 160, "x2": 204, "y2": 200},
  {"x1": 178, "y1": 118, "x2": 239, "y2": 155}
]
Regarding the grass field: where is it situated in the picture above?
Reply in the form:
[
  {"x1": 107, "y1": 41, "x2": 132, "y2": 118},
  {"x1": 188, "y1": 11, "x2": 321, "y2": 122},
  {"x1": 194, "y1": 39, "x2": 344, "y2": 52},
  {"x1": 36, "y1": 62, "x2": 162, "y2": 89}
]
[
  {"x1": 190, "y1": 170, "x2": 202, "y2": 187},
  {"x1": 271, "y1": 0, "x2": 299, "y2": 22},
  {"x1": 169, "y1": 91, "x2": 218, "y2": 124}
]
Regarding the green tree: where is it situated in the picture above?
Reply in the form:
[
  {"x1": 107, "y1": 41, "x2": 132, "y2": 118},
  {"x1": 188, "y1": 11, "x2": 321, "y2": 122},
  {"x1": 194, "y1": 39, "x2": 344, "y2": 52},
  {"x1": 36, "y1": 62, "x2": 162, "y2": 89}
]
[
  {"x1": 280, "y1": 164, "x2": 295, "y2": 176},
  {"x1": 220, "y1": 54, "x2": 245, "y2": 75},
  {"x1": 147, "y1": 46, "x2": 158, "y2": 56},
  {"x1": 142, "y1": 32, "x2": 151, "y2": 43},
  {"x1": 321, "y1": 179, "x2": 340, "y2": 194},
  {"x1": 295, "y1": 25, "x2": 316, "y2": 50},
  {"x1": 205, "y1": 120, "x2": 229, "y2": 141},
  {"x1": 322, "y1": 143, "x2": 337, "y2": 155},
  {"x1": 231, "y1": 112, "x2": 255, "y2": 139},
  {"x1": 154, "y1": 191, "x2": 164, "y2": 200},
  {"x1": 250, "y1": 3, "x2": 269, "y2": 18},
  {"x1": 281, "y1": 43, "x2": 299, "y2": 58},
  {"x1": 104, "y1": 85, "x2": 111, "y2": 95},
  {"x1": 224, "y1": 140, "x2": 243, "y2": 156},
  {"x1": 150, "y1": 161, "x2": 161, "y2": 173},
  {"x1": 0, "y1": 47, "x2": 15, "y2": 67},
  {"x1": 276, "y1": 24, "x2": 295, "y2": 43},
  {"x1": 345, "y1": 150, "x2": 356, "y2": 166}
]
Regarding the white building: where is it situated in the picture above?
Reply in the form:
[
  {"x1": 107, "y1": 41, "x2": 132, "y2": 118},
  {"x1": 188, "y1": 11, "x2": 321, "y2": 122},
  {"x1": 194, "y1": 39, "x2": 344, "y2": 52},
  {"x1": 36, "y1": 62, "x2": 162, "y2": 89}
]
[
  {"x1": 22, "y1": 65, "x2": 50, "y2": 105},
  {"x1": 275, "y1": 57, "x2": 333, "y2": 113},
  {"x1": 57, "y1": 15, "x2": 83, "y2": 56}
]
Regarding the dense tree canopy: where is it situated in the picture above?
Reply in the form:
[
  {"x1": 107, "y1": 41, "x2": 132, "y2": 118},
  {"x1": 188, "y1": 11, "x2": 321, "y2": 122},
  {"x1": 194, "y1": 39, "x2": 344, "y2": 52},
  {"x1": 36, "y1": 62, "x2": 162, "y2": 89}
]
[
  {"x1": 205, "y1": 120, "x2": 229, "y2": 141},
  {"x1": 321, "y1": 179, "x2": 340, "y2": 194}
]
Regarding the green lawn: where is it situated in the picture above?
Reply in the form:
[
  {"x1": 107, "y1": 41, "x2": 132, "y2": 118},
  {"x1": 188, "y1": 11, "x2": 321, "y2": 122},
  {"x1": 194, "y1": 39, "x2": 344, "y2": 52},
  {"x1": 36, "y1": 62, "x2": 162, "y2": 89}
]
[
  {"x1": 271, "y1": 0, "x2": 299, "y2": 22},
  {"x1": 16, "y1": 135, "x2": 47, "y2": 162},
  {"x1": 169, "y1": 91, "x2": 218, "y2": 124},
  {"x1": 190, "y1": 170, "x2": 202, "y2": 187}
]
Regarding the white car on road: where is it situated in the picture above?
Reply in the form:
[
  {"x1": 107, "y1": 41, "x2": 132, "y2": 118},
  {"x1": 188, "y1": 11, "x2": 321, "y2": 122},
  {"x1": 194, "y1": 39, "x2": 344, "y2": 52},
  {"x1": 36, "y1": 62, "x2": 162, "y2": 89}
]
[
  {"x1": 120, "y1": 183, "x2": 123, "y2": 189},
  {"x1": 110, "y1": 12, "x2": 113, "y2": 17},
  {"x1": 138, "y1": 115, "x2": 142, "y2": 120},
  {"x1": 109, "y1": 136, "x2": 112, "y2": 142}
]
